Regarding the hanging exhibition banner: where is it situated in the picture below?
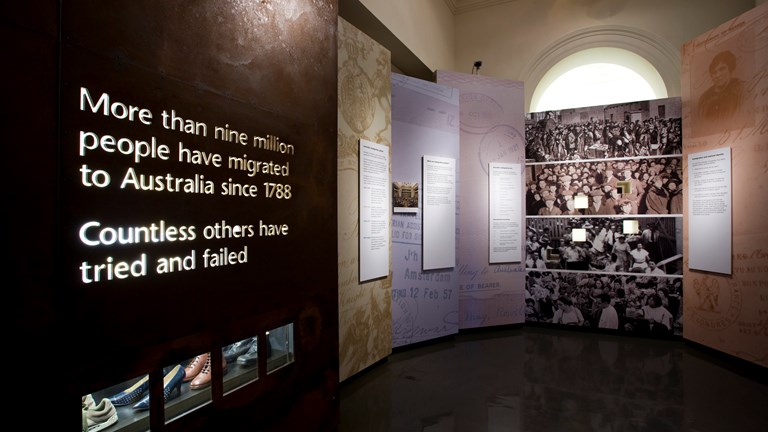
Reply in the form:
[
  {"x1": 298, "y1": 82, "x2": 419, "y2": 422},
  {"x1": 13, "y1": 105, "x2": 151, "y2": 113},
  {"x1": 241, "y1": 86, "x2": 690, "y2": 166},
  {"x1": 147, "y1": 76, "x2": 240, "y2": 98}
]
[
  {"x1": 359, "y1": 139, "x2": 390, "y2": 281},
  {"x1": 390, "y1": 74, "x2": 460, "y2": 348},
  {"x1": 436, "y1": 71, "x2": 527, "y2": 329},
  {"x1": 337, "y1": 18, "x2": 393, "y2": 381},
  {"x1": 681, "y1": 3, "x2": 767, "y2": 367}
]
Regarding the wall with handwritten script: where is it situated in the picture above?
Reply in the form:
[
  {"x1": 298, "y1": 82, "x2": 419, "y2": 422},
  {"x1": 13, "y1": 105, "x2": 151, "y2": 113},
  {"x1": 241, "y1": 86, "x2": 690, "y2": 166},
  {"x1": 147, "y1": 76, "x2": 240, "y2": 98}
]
[
  {"x1": 681, "y1": 3, "x2": 768, "y2": 367},
  {"x1": 391, "y1": 73, "x2": 460, "y2": 347},
  {"x1": 436, "y1": 71, "x2": 527, "y2": 329}
]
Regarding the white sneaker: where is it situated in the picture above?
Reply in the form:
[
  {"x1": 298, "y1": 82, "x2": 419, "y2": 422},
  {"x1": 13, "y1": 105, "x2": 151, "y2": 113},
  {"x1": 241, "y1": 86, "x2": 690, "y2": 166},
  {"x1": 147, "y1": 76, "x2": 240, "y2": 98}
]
[
  {"x1": 81, "y1": 394, "x2": 96, "y2": 410},
  {"x1": 82, "y1": 398, "x2": 118, "y2": 432}
]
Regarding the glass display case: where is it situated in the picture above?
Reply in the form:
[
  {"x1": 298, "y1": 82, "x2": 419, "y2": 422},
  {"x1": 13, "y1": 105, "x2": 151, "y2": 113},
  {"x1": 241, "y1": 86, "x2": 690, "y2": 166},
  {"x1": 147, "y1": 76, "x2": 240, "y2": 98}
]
[
  {"x1": 267, "y1": 323, "x2": 294, "y2": 374},
  {"x1": 82, "y1": 385, "x2": 133, "y2": 432},
  {"x1": 82, "y1": 359, "x2": 216, "y2": 431},
  {"x1": 223, "y1": 335, "x2": 261, "y2": 395},
  {"x1": 81, "y1": 324, "x2": 295, "y2": 429},
  {"x1": 83, "y1": 374, "x2": 150, "y2": 432},
  {"x1": 166, "y1": 357, "x2": 213, "y2": 423}
]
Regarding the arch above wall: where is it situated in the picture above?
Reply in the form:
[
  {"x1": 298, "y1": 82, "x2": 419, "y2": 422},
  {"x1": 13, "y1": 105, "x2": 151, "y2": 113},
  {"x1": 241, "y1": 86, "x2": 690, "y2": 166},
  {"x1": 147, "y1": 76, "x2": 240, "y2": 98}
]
[
  {"x1": 532, "y1": 48, "x2": 665, "y2": 111},
  {"x1": 520, "y1": 25, "x2": 681, "y2": 113}
]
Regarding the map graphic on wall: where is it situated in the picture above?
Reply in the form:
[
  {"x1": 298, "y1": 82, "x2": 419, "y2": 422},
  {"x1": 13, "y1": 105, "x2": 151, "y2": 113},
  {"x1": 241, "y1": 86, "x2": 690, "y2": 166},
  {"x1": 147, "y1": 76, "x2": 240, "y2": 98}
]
[{"x1": 524, "y1": 97, "x2": 684, "y2": 338}]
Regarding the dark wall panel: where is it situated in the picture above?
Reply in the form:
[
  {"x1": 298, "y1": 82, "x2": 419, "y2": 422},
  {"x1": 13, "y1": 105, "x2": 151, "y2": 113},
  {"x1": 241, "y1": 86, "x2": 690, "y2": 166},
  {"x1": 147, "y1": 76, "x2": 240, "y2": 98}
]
[{"x1": 10, "y1": 1, "x2": 339, "y2": 430}]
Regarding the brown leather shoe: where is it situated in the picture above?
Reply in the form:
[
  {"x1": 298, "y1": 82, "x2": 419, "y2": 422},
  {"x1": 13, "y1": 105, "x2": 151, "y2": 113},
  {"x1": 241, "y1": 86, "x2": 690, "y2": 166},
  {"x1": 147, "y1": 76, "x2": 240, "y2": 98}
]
[
  {"x1": 190, "y1": 354, "x2": 227, "y2": 390},
  {"x1": 183, "y1": 353, "x2": 209, "y2": 382}
]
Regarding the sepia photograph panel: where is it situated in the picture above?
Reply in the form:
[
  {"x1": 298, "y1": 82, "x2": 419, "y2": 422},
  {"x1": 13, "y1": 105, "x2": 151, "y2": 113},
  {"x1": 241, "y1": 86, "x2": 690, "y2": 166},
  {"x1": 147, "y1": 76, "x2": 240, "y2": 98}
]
[{"x1": 525, "y1": 156, "x2": 683, "y2": 216}]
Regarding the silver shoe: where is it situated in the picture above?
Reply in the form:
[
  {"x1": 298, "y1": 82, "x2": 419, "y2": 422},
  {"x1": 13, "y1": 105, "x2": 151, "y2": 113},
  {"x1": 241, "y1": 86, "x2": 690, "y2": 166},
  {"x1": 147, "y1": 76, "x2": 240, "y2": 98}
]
[
  {"x1": 236, "y1": 339, "x2": 260, "y2": 366},
  {"x1": 223, "y1": 337, "x2": 256, "y2": 363}
]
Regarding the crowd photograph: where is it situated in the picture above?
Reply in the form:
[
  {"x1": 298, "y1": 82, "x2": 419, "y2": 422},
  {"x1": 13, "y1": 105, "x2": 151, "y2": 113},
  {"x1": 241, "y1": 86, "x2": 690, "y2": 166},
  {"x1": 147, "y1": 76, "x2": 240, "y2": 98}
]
[
  {"x1": 525, "y1": 156, "x2": 683, "y2": 216},
  {"x1": 522, "y1": 98, "x2": 685, "y2": 340},
  {"x1": 524, "y1": 270, "x2": 683, "y2": 337},
  {"x1": 525, "y1": 99, "x2": 682, "y2": 163},
  {"x1": 525, "y1": 217, "x2": 682, "y2": 275}
]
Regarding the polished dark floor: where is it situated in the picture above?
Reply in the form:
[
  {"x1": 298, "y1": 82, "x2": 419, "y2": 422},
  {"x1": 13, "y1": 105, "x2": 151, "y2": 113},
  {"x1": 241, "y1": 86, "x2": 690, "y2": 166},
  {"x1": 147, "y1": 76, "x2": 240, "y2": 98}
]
[{"x1": 339, "y1": 326, "x2": 768, "y2": 432}]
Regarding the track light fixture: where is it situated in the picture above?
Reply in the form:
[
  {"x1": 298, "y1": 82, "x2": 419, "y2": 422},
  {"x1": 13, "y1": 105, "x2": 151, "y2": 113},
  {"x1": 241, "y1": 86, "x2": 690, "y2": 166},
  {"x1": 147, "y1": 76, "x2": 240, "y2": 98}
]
[{"x1": 472, "y1": 60, "x2": 482, "y2": 74}]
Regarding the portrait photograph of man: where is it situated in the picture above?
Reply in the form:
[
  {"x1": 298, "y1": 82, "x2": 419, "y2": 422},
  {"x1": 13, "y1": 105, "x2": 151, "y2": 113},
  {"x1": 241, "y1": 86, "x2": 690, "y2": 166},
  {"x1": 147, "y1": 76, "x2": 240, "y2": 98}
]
[{"x1": 692, "y1": 41, "x2": 756, "y2": 137}]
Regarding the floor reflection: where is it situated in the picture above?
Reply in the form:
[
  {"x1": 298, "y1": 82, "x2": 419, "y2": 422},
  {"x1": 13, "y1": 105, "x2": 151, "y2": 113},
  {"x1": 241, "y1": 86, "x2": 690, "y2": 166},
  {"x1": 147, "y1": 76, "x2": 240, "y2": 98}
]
[{"x1": 339, "y1": 326, "x2": 767, "y2": 432}]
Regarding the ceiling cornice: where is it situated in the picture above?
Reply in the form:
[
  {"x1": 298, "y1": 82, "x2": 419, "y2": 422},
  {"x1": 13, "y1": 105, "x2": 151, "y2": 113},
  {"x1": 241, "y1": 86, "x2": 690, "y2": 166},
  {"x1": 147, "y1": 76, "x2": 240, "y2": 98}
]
[{"x1": 443, "y1": 0, "x2": 517, "y2": 15}]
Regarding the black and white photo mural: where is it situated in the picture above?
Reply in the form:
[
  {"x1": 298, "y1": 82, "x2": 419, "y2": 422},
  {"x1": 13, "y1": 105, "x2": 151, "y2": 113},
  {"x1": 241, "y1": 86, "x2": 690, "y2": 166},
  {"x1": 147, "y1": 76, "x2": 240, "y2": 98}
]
[
  {"x1": 525, "y1": 217, "x2": 682, "y2": 274},
  {"x1": 525, "y1": 98, "x2": 682, "y2": 162},
  {"x1": 525, "y1": 156, "x2": 683, "y2": 216},
  {"x1": 524, "y1": 97, "x2": 683, "y2": 338}
]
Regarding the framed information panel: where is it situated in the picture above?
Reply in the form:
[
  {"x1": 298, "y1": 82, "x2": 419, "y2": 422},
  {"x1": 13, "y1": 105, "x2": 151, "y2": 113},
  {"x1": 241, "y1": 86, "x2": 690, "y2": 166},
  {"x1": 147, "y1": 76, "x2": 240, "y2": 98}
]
[
  {"x1": 422, "y1": 155, "x2": 456, "y2": 270},
  {"x1": 489, "y1": 162, "x2": 522, "y2": 263},
  {"x1": 688, "y1": 148, "x2": 732, "y2": 274},
  {"x1": 359, "y1": 139, "x2": 390, "y2": 281}
]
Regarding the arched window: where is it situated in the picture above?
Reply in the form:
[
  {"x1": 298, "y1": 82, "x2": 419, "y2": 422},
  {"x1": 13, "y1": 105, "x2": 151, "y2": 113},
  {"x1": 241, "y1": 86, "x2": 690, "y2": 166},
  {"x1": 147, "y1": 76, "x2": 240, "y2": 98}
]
[
  {"x1": 520, "y1": 26, "x2": 680, "y2": 112},
  {"x1": 531, "y1": 47, "x2": 667, "y2": 112}
]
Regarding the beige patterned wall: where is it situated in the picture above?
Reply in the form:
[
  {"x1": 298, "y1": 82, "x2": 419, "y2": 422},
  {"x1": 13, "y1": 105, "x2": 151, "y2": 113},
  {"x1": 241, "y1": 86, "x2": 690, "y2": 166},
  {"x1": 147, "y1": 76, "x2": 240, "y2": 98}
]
[
  {"x1": 681, "y1": 3, "x2": 767, "y2": 367},
  {"x1": 338, "y1": 17, "x2": 393, "y2": 381}
]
